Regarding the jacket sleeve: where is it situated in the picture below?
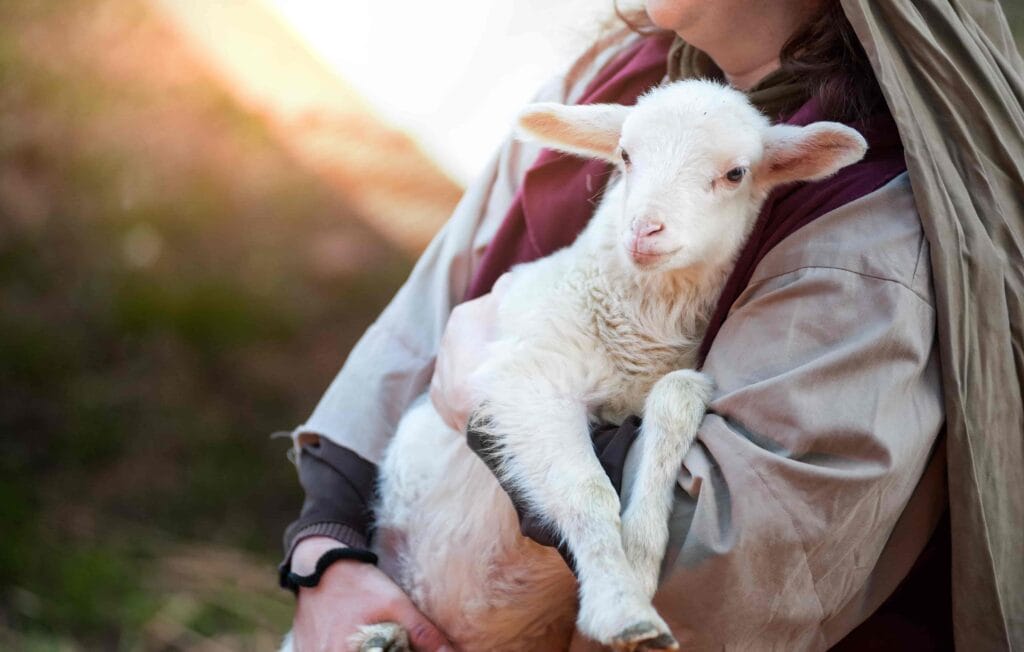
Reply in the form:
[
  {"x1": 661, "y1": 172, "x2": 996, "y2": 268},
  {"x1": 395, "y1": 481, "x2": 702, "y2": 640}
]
[
  {"x1": 635, "y1": 204, "x2": 945, "y2": 649},
  {"x1": 278, "y1": 438, "x2": 378, "y2": 588}
]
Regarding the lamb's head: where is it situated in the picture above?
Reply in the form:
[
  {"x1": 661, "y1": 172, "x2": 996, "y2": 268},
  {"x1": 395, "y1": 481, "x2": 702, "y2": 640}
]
[{"x1": 517, "y1": 79, "x2": 868, "y2": 275}]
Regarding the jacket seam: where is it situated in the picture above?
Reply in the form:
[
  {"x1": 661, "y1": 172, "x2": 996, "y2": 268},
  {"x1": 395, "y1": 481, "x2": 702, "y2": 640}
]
[
  {"x1": 910, "y1": 234, "x2": 927, "y2": 291},
  {"x1": 749, "y1": 264, "x2": 933, "y2": 306}
]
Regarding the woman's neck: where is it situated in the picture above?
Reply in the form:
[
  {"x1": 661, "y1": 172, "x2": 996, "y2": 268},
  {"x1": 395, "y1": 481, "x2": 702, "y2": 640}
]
[
  {"x1": 687, "y1": 32, "x2": 788, "y2": 91},
  {"x1": 723, "y1": 58, "x2": 782, "y2": 91},
  {"x1": 650, "y1": 0, "x2": 826, "y2": 91}
]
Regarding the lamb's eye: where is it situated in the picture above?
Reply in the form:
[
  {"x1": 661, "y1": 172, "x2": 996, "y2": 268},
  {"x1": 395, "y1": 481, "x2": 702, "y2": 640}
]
[
  {"x1": 620, "y1": 149, "x2": 631, "y2": 167},
  {"x1": 725, "y1": 167, "x2": 746, "y2": 183}
]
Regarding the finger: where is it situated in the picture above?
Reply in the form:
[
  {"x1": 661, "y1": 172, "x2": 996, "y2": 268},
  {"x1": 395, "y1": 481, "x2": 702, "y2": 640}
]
[{"x1": 394, "y1": 606, "x2": 453, "y2": 652}]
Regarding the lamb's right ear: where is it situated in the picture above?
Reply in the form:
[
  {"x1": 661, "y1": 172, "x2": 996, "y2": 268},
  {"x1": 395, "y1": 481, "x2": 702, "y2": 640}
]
[
  {"x1": 757, "y1": 122, "x2": 868, "y2": 190},
  {"x1": 516, "y1": 103, "x2": 630, "y2": 162}
]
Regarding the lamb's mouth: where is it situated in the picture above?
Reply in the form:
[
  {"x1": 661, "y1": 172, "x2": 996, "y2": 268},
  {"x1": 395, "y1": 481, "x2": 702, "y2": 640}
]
[{"x1": 628, "y1": 247, "x2": 681, "y2": 267}]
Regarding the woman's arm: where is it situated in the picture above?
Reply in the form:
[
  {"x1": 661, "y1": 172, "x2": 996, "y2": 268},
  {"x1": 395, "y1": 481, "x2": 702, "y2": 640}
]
[{"x1": 630, "y1": 174, "x2": 945, "y2": 649}]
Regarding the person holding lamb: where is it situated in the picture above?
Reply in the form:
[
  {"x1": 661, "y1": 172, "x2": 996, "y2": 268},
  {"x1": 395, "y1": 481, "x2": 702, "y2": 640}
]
[
  {"x1": 279, "y1": 1, "x2": 1024, "y2": 650},
  {"x1": 305, "y1": 80, "x2": 865, "y2": 652}
]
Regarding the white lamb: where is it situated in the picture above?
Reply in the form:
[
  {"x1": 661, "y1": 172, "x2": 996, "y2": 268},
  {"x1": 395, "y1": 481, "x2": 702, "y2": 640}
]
[{"x1": 285, "y1": 79, "x2": 867, "y2": 652}]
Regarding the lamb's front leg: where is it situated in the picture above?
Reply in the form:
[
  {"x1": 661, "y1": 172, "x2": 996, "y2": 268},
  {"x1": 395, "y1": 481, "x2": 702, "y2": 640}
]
[
  {"x1": 475, "y1": 390, "x2": 678, "y2": 652},
  {"x1": 621, "y1": 369, "x2": 714, "y2": 598}
]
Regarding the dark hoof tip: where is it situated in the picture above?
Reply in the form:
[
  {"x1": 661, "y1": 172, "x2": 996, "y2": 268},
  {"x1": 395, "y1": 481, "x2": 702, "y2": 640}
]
[
  {"x1": 639, "y1": 632, "x2": 679, "y2": 651},
  {"x1": 611, "y1": 621, "x2": 678, "y2": 651}
]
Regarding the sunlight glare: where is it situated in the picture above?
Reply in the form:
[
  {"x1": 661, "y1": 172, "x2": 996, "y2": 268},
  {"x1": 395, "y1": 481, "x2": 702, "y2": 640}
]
[{"x1": 259, "y1": 0, "x2": 612, "y2": 183}]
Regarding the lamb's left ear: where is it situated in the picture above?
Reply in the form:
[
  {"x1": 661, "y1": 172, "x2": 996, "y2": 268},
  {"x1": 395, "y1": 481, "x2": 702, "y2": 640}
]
[
  {"x1": 516, "y1": 102, "x2": 630, "y2": 162},
  {"x1": 757, "y1": 122, "x2": 869, "y2": 189}
]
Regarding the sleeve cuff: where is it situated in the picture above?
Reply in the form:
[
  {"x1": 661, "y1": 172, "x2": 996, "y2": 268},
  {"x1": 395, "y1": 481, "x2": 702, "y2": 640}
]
[{"x1": 278, "y1": 521, "x2": 371, "y2": 591}]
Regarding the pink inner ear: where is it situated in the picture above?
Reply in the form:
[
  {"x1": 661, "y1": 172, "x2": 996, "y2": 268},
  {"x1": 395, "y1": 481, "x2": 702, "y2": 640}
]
[
  {"x1": 519, "y1": 111, "x2": 566, "y2": 142},
  {"x1": 760, "y1": 125, "x2": 867, "y2": 188},
  {"x1": 518, "y1": 104, "x2": 627, "y2": 160},
  {"x1": 553, "y1": 121, "x2": 619, "y2": 157}
]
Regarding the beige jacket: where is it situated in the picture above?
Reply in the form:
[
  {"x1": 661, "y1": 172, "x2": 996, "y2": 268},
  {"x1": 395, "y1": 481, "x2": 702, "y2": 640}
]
[{"x1": 293, "y1": 43, "x2": 945, "y2": 650}]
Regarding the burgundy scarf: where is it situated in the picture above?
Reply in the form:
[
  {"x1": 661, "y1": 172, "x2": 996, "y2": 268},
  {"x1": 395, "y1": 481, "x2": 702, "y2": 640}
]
[{"x1": 465, "y1": 35, "x2": 907, "y2": 364}]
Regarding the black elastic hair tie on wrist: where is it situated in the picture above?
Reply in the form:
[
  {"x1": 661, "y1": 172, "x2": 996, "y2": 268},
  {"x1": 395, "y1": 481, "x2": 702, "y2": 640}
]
[{"x1": 286, "y1": 547, "x2": 378, "y2": 594}]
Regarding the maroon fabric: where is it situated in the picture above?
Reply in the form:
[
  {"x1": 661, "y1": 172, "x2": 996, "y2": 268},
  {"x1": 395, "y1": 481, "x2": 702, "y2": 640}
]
[{"x1": 465, "y1": 33, "x2": 676, "y2": 300}]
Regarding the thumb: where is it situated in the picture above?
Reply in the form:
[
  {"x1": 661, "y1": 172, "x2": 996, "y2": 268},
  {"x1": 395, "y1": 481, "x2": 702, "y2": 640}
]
[{"x1": 394, "y1": 605, "x2": 454, "y2": 652}]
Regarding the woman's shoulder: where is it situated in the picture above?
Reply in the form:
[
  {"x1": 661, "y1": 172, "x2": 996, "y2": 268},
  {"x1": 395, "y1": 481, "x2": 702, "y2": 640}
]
[{"x1": 748, "y1": 172, "x2": 932, "y2": 306}]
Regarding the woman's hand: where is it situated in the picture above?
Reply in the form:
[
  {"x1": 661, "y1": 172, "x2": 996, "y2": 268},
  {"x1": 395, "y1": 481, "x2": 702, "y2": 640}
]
[
  {"x1": 430, "y1": 274, "x2": 510, "y2": 433},
  {"x1": 290, "y1": 537, "x2": 453, "y2": 652}
]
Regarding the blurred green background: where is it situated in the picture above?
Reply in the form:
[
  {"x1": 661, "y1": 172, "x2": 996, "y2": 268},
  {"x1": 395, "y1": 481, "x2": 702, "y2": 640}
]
[
  {"x1": 0, "y1": 1, "x2": 422, "y2": 649},
  {"x1": 2, "y1": 1, "x2": 1023, "y2": 650}
]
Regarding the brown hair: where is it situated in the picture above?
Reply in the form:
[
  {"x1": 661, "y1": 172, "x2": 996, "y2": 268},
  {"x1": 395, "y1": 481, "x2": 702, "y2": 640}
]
[
  {"x1": 779, "y1": 1, "x2": 885, "y2": 123},
  {"x1": 612, "y1": 1, "x2": 885, "y2": 123}
]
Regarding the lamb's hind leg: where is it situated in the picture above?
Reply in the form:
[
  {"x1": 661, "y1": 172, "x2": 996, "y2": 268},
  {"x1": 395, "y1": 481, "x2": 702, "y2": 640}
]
[
  {"x1": 621, "y1": 369, "x2": 713, "y2": 598},
  {"x1": 477, "y1": 394, "x2": 677, "y2": 652}
]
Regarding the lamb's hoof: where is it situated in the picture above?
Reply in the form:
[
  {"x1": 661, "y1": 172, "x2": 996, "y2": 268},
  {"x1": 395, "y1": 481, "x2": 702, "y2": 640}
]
[
  {"x1": 350, "y1": 622, "x2": 410, "y2": 652},
  {"x1": 610, "y1": 621, "x2": 679, "y2": 652},
  {"x1": 360, "y1": 635, "x2": 408, "y2": 652}
]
